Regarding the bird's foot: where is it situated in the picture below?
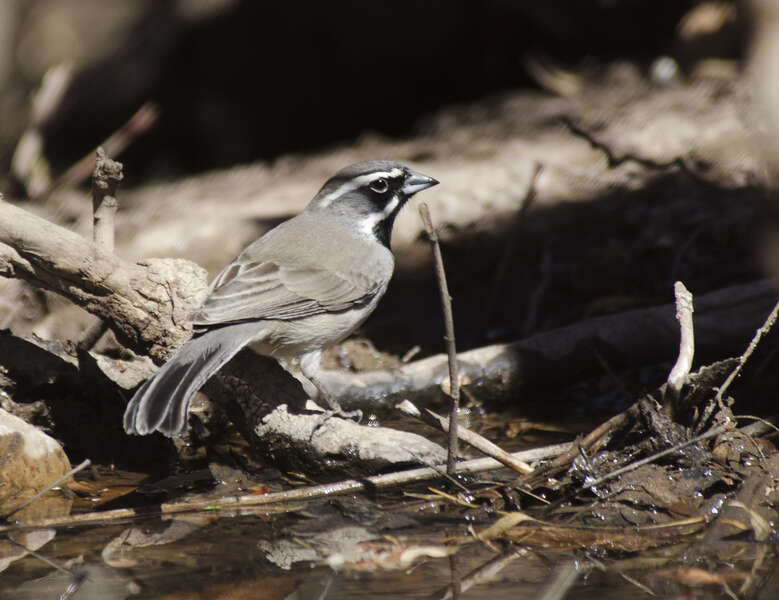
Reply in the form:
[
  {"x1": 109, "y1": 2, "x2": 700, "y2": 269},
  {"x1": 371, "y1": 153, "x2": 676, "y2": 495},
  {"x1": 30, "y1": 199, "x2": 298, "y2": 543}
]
[
  {"x1": 322, "y1": 397, "x2": 362, "y2": 423},
  {"x1": 318, "y1": 391, "x2": 362, "y2": 423},
  {"x1": 330, "y1": 406, "x2": 363, "y2": 423},
  {"x1": 308, "y1": 405, "x2": 363, "y2": 442}
]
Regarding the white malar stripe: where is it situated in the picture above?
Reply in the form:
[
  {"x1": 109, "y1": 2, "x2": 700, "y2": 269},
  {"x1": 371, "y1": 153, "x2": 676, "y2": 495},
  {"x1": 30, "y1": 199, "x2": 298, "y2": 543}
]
[
  {"x1": 318, "y1": 168, "x2": 404, "y2": 208},
  {"x1": 357, "y1": 194, "x2": 401, "y2": 237}
]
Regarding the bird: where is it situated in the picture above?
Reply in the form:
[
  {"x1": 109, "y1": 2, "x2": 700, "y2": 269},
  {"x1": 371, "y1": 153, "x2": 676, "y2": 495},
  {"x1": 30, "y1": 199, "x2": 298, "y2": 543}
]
[{"x1": 123, "y1": 160, "x2": 438, "y2": 437}]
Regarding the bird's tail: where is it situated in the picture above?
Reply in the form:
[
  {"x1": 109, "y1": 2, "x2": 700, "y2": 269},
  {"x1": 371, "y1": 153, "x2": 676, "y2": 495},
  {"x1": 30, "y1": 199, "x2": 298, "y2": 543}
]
[{"x1": 123, "y1": 323, "x2": 262, "y2": 437}]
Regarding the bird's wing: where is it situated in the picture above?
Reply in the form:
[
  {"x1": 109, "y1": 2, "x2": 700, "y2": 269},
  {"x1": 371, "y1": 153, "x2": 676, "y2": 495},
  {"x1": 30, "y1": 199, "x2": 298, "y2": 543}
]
[{"x1": 191, "y1": 258, "x2": 382, "y2": 326}]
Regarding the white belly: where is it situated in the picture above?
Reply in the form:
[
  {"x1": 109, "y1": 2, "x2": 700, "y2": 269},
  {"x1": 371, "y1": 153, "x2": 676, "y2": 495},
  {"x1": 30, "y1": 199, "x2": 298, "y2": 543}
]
[{"x1": 247, "y1": 285, "x2": 387, "y2": 360}]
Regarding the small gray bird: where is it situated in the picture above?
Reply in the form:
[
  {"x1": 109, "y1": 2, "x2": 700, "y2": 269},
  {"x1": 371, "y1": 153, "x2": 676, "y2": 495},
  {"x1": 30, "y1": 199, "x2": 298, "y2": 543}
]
[{"x1": 123, "y1": 161, "x2": 438, "y2": 437}]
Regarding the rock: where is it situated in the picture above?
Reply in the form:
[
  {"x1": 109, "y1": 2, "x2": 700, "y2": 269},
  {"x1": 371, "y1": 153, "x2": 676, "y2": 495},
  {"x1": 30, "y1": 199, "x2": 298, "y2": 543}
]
[{"x1": 0, "y1": 408, "x2": 72, "y2": 518}]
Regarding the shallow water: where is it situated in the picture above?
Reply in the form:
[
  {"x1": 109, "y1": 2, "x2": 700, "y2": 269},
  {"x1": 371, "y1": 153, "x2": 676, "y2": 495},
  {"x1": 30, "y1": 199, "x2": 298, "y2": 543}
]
[{"x1": 3, "y1": 493, "x2": 778, "y2": 599}]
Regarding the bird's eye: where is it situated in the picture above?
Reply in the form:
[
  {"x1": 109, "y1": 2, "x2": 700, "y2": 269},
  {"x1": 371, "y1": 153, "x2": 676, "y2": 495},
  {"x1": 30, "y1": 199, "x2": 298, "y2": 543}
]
[{"x1": 369, "y1": 178, "x2": 389, "y2": 193}]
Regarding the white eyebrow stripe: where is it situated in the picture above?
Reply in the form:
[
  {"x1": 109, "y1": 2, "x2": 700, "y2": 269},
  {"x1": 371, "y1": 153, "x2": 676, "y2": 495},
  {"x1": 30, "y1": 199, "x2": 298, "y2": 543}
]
[{"x1": 318, "y1": 168, "x2": 404, "y2": 208}]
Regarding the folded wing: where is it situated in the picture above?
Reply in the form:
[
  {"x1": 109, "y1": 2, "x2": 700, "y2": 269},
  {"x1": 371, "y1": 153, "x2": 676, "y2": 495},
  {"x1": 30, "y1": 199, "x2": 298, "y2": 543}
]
[{"x1": 191, "y1": 259, "x2": 381, "y2": 326}]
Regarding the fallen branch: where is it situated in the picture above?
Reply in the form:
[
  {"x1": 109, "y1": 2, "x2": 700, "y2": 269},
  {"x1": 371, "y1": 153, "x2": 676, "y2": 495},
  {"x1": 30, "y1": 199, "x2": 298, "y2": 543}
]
[
  {"x1": 0, "y1": 442, "x2": 571, "y2": 534},
  {"x1": 0, "y1": 195, "x2": 207, "y2": 362},
  {"x1": 318, "y1": 279, "x2": 778, "y2": 409}
]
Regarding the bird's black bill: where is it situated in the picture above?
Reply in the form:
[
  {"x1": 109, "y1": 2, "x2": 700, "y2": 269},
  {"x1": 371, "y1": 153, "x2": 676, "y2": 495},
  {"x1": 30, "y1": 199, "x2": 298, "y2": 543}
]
[{"x1": 402, "y1": 169, "x2": 439, "y2": 196}]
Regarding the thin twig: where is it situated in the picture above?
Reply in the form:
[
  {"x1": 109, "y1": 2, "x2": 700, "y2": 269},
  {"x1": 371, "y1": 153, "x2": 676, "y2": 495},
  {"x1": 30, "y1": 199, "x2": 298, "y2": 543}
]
[
  {"x1": 397, "y1": 400, "x2": 533, "y2": 474},
  {"x1": 0, "y1": 444, "x2": 572, "y2": 534},
  {"x1": 716, "y1": 300, "x2": 779, "y2": 404},
  {"x1": 403, "y1": 446, "x2": 473, "y2": 495},
  {"x1": 419, "y1": 202, "x2": 460, "y2": 477},
  {"x1": 3, "y1": 458, "x2": 91, "y2": 520},
  {"x1": 736, "y1": 414, "x2": 779, "y2": 437},
  {"x1": 582, "y1": 425, "x2": 726, "y2": 489},
  {"x1": 561, "y1": 116, "x2": 705, "y2": 183}
]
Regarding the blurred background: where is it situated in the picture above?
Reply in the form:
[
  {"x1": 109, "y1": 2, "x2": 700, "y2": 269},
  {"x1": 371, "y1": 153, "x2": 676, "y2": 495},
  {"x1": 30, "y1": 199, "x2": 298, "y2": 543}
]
[{"x1": 0, "y1": 0, "x2": 741, "y2": 184}]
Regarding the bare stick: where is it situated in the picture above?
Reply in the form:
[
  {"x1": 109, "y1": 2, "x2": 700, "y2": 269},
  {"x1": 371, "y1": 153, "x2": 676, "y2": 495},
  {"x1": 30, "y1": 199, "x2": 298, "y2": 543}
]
[
  {"x1": 3, "y1": 459, "x2": 91, "y2": 520},
  {"x1": 419, "y1": 202, "x2": 460, "y2": 476},
  {"x1": 667, "y1": 281, "x2": 695, "y2": 391},
  {"x1": 397, "y1": 400, "x2": 533, "y2": 474},
  {"x1": 91, "y1": 148, "x2": 123, "y2": 252},
  {"x1": 0, "y1": 443, "x2": 572, "y2": 533},
  {"x1": 665, "y1": 281, "x2": 695, "y2": 418},
  {"x1": 716, "y1": 300, "x2": 779, "y2": 403}
]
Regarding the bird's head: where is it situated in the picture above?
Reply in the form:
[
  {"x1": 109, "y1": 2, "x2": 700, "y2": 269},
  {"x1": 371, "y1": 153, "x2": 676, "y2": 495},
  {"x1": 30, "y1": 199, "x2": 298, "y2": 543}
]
[{"x1": 308, "y1": 160, "x2": 438, "y2": 247}]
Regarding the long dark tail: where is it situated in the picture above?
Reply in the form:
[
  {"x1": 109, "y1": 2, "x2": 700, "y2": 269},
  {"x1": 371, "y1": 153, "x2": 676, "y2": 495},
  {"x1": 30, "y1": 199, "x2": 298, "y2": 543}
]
[{"x1": 123, "y1": 323, "x2": 263, "y2": 437}]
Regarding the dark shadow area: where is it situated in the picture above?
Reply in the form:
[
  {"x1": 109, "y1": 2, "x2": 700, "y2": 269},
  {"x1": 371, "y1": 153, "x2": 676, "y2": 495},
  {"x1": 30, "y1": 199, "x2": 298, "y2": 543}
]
[
  {"x1": 370, "y1": 171, "x2": 761, "y2": 356},
  {"x1": 40, "y1": 0, "x2": 703, "y2": 182},
  {"x1": 362, "y1": 171, "x2": 767, "y2": 421},
  {"x1": 0, "y1": 332, "x2": 172, "y2": 470}
]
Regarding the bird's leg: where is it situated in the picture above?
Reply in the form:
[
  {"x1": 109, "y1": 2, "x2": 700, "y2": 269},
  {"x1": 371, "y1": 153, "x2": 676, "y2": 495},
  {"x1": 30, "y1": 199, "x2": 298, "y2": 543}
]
[{"x1": 299, "y1": 350, "x2": 362, "y2": 422}]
